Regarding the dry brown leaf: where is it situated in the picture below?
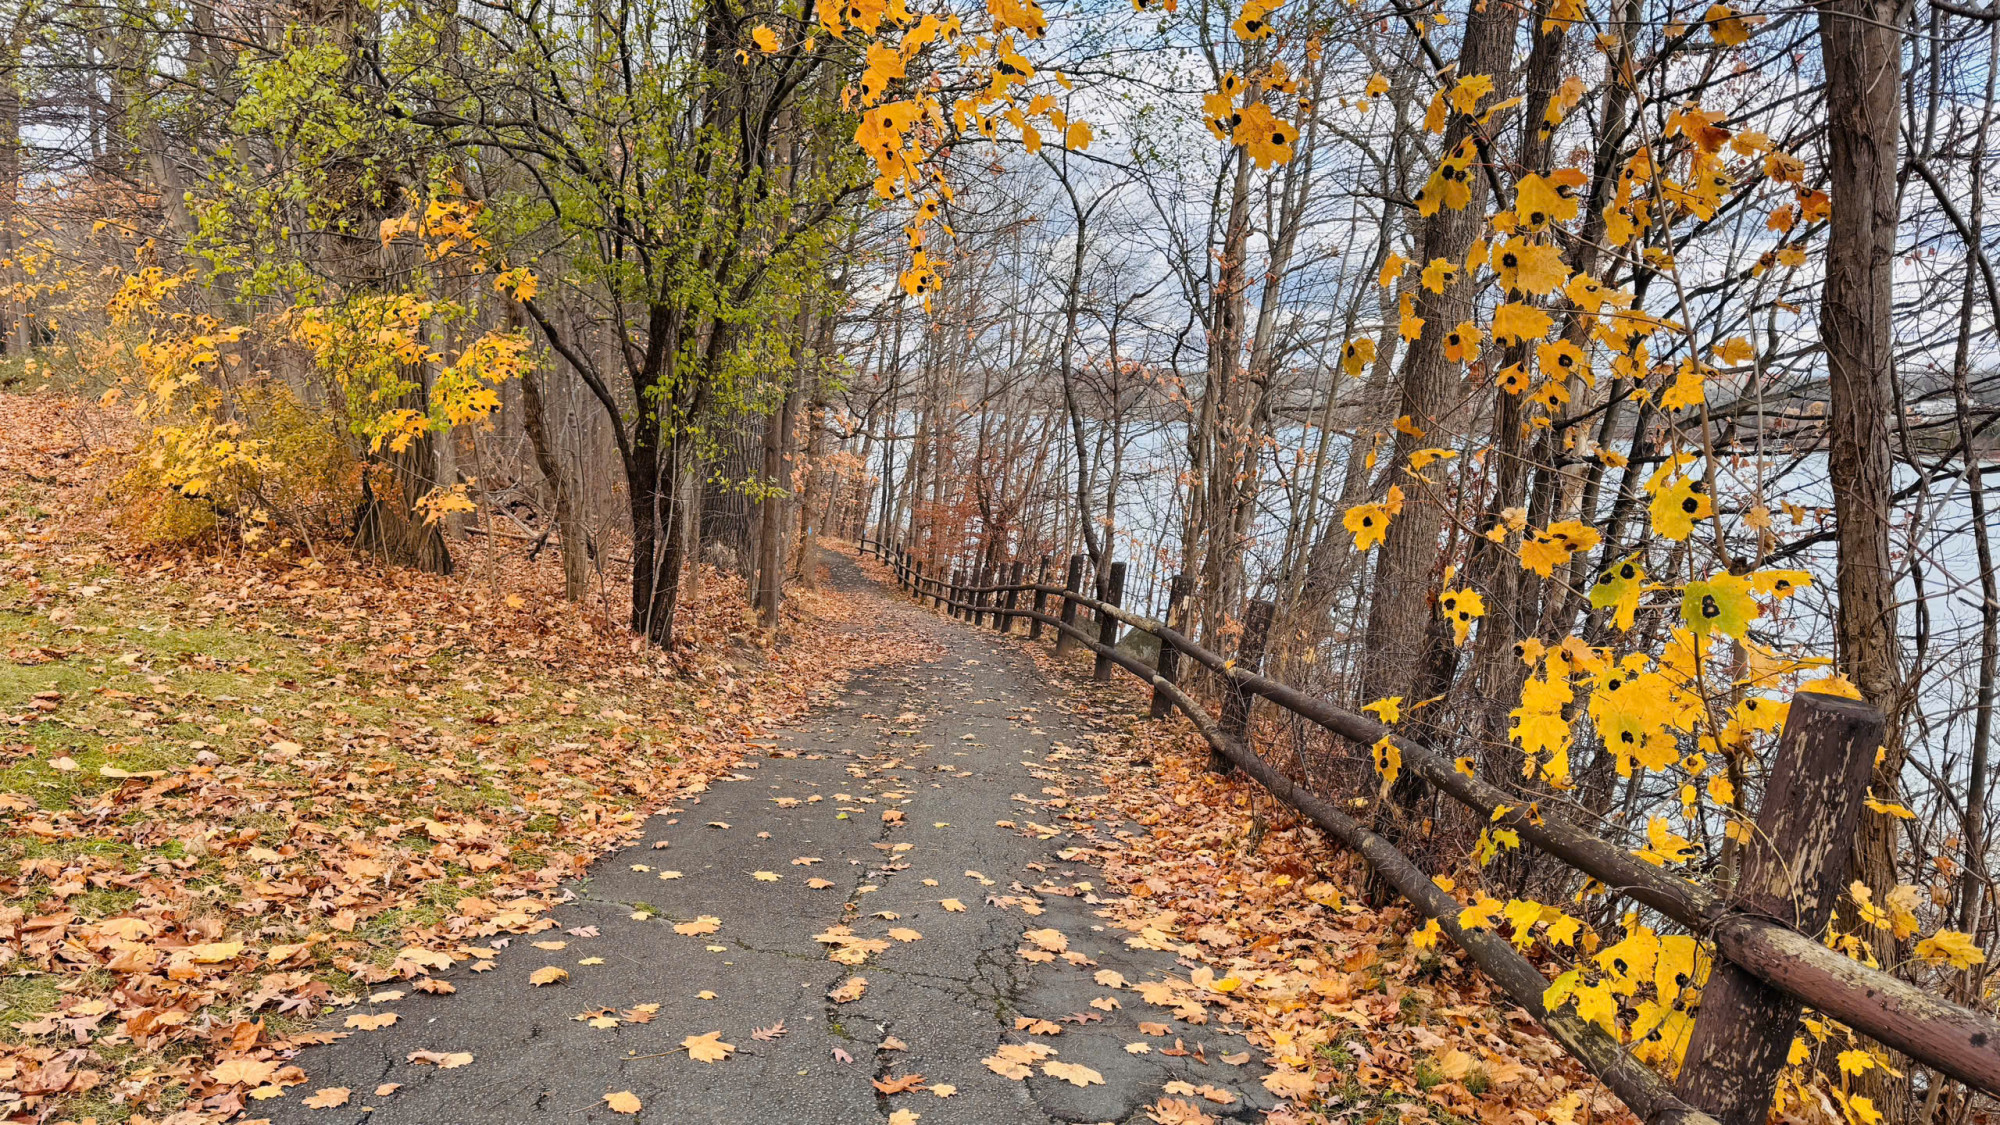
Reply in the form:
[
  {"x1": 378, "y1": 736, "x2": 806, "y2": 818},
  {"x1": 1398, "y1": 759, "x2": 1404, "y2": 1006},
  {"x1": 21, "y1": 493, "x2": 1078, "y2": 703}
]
[
  {"x1": 604, "y1": 1090, "x2": 642, "y2": 1114},
  {"x1": 873, "y1": 1072, "x2": 926, "y2": 1094},
  {"x1": 529, "y1": 966, "x2": 569, "y2": 986},
  {"x1": 674, "y1": 915, "x2": 722, "y2": 936},
  {"x1": 303, "y1": 1087, "x2": 350, "y2": 1110},
  {"x1": 683, "y1": 1031, "x2": 734, "y2": 1063},
  {"x1": 829, "y1": 976, "x2": 868, "y2": 1003},
  {"x1": 1043, "y1": 1061, "x2": 1105, "y2": 1087}
]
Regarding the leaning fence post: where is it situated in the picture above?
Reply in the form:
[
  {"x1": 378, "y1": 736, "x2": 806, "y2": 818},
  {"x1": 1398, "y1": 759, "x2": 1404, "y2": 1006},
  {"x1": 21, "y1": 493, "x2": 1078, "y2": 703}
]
[
  {"x1": 1029, "y1": 554, "x2": 1052, "y2": 640},
  {"x1": 1054, "y1": 554, "x2": 1085, "y2": 657},
  {"x1": 947, "y1": 568, "x2": 961, "y2": 618},
  {"x1": 1672, "y1": 691, "x2": 1886, "y2": 1125},
  {"x1": 1092, "y1": 562, "x2": 1127, "y2": 682},
  {"x1": 1151, "y1": 574, "x2": 1190, "y2": 720},
  {"x1": 1001, "y1": 561, "x2": 1024, "y2": 634},
  {"x1": 1214, "y1": 599, "x2": 1274, "y2": 773}
]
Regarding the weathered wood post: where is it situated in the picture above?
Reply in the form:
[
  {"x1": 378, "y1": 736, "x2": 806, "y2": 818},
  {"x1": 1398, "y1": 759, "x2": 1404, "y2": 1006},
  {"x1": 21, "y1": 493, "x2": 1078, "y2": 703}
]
[
  {"x1": 1093, "y1": 562, "x2": 1127, "y2": 682},
  {"x1": 1150, "y1": 574, "x2": 1191, "y2": 720},
  {"x1": 1000, "y1": 561, "x2": 1024, "y2": 633},
  {"x1": 1029, "y1": 554, "x2": 1052, "y2": 640},
  {"x1": 949, "y1": 567, "x2": 964, "y2": 619},
  {"x1": 1214, "y1": 598, "x2": 1274, "y2": 773},
  {"x1": 973, "y1": 563, "x2": 991, "y2": 627},
  {"x1": 1672, "y1": 691, "x2": 1886, "y2": 1125},
  {"x1": 1054, "y1": 554, "x2": 1085, "y2": 657}
]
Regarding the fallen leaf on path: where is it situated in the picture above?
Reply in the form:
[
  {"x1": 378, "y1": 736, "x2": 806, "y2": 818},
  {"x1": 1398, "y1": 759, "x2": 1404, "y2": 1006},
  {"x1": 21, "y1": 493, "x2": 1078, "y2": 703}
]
[
  {"x1": 1145, "y1": 1099, "x2": 1216, "y2": 1125},
  {"x1": 532, "y1": 940, "x2": 567, "y2": 950},
  {"x1": 930, "y1": 1083, "x2": 957, "y2": 1097},
  {"x1": 940, "y1": 898, "x2": 965, "y2": 912},
  {"x1": 604, "y1": 1090, "x2": 643, "y2": 1114},
  {"x1": 1015, "y1": 1017, "x2": 1061, "y2": 1035},
  {"x1": 674, "y1": 915, "x2": 722, "y2": 935},
  {"x1": 807, "y1": 877, "x2": 835, "y2": 889},
  {"x1": 344, "y1": 1012, "x2": 398, "y2": 1030},
  {"x1": 529, "y1": 966, "x2": 569, "y2": 986},
  {"x1": 1023, "y1": 928, "x2": 1067, "y2": 952},
  {"x1": 888, "y1": 1111, "x2": 921, "y2": 1125},
  {"x1": 873, "y1": 1072, "x2": 925, "y2": 1094},
  {"x1": 303, "y1": 1087, "x2": 350, "y2": 1109},
  {"x1": 375, "y1": 1083, "x2": 402, "y2": 1096},
  {"x1": 683, "y1": 1031, "x2": 734, "y2": 1062},
  {"x1": 1044, "y1": 1061, "x2": 1105, "y2": 1087},
  {"x1": 407, "y1": 1050, "x2": 474, "y2": 1069},
  {"x1": 829, "y1": 976, "x2": 868, "y2": 1002},
  {"x1": 1126, "y1": 1042, "x2": 1151, "y2": 1054},
  {"x1": 753, "y1": 870, "x2": 781, "y2": 881},
  {"x1": 887, "y1": 927, "x2": 923, "y2": 942},
  {"x1": 752, "y1": 1020, "x2": 788, "y2": 1041},
  {"x1": 1094, "y1": 969, "x2": 1126, "y2": 989}
]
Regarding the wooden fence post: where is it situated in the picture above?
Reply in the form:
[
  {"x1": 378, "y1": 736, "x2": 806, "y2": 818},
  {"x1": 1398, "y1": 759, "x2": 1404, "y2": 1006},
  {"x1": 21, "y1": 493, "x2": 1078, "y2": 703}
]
[
  {"x1": 1093, "y1": 562, "x2": 1127, "y2": 682},
  {"x1": 1151, "y1": 574, "x2": 1190, "y2": 720},
  {"x1": 1029, "y1": 554, "x2": 1051, "y2": 640},
  {"x1": 1672, "y1": 691, "x2": 1886, "y2": 1125},
  {"x1": 1001, "y1": 561, "x2": 1023, "y2": 633},
  {"x1": 1215, "y1": 598, "x2": 1274, "y2": 773},
  {"x1": 1055, "y1": 554, "x2": 1085, "y2": 657},
  {"x1": 949, "y1": 568, "x2": 963, "y2": 618},
  {"x1": 974, "y1": 564, "x2": 991, "y2": 627}
]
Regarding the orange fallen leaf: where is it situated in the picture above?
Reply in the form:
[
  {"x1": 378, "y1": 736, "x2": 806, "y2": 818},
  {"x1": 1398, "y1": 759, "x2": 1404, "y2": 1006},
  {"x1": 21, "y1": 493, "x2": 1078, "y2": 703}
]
[
  {"x1": 604, "y1": 1090, "x2": 642, "y2": 1114},
  {"x1": 303, "y1": 1087, "x2": 350, "y2": 1109},
  {"x1": 683, "y1": 1031, "x2": 734, "y2": 1062}
]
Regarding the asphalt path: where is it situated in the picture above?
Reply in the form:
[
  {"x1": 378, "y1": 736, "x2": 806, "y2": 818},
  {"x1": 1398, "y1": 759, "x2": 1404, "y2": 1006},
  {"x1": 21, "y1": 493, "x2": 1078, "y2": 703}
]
[{"x1": 263, "y1": 549, "x2": 1270, "y2": 1124}]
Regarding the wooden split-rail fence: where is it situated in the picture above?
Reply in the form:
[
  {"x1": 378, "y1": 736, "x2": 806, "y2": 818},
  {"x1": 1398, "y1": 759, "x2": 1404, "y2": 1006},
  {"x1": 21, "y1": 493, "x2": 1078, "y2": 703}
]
[{"x1": 857, "y1": 537, "x2": 2000, "y2": 1125}]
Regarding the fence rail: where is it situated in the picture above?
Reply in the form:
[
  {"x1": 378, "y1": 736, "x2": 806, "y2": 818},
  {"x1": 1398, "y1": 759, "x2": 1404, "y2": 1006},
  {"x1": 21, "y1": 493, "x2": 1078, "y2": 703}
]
[{"x1": 856, "y1": 536, "x2": 2000, "y2": 1125}]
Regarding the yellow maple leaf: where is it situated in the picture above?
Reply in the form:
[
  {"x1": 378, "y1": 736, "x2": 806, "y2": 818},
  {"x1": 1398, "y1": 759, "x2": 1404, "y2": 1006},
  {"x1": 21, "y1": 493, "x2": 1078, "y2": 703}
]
[
  {"x1": 605, "y1": 1090, "x2": 643, "y2": 1114},
  {"x1": 1458, "y1": 896, "x2": 1505, "y2": 931}
]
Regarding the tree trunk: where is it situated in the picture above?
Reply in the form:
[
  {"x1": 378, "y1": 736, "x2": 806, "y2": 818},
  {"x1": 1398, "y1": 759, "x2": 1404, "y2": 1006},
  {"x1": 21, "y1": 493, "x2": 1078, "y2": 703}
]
[
  {"x1": 1818, "y1": 0, "x2": 1906, "y2": 1112},
  {"x1": 521, "y1": 369, "x2": 591, "y2": 601},
  {"x1": 756, "y1": 385, "x2": 801, "y2": 627},
  {"x1": 1358, "y1": 0, "x2": 1520, "y2": 709}
]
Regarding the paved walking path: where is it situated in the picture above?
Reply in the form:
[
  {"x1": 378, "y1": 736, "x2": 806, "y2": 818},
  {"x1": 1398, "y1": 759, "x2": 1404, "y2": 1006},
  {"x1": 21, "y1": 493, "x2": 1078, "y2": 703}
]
[{"x1": 266, "y1": 550, "x2": 1270, "y2": 1124}]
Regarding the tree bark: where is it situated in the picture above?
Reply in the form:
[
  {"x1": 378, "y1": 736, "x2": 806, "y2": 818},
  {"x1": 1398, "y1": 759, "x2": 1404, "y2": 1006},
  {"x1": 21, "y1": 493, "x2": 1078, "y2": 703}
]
[
  {"x1": 521, "y1": 369, "x2": 591, "y2": 601},
  {"x1": 1818, "y1": 0, "x2": 1907, "y2": 1112}
]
